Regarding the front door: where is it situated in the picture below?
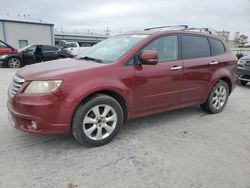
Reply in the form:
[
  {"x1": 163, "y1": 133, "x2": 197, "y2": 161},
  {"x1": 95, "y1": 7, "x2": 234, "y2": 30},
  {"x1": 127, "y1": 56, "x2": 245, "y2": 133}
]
[
  {"x1": 22, "y1": 45, "x2": 37, "y2": 65},
  {"x1": 134, "y1": 35, "x2": 183, "y2": 112}
]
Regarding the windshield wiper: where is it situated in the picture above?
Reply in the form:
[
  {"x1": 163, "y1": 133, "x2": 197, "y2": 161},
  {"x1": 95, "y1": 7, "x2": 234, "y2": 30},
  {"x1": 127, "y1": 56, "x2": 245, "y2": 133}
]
[{"x1": 79, "y1": 56, "x2": 103, "y2": 63}]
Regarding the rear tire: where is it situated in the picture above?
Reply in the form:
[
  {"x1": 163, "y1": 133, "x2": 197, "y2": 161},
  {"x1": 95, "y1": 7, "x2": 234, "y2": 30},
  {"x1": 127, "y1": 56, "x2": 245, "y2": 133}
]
[
  {"x1": 72, "y1": 94, "x2": 124, "y2": 147},
  {"x1": 200, "y1": 80, "x2": 229, "y2": 114}
]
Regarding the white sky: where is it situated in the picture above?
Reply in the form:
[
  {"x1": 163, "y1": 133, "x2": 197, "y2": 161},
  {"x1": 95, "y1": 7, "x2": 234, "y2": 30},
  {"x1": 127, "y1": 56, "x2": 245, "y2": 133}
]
[{"x1": 0, "y1": 0, "x2": 249, "y2": 38}]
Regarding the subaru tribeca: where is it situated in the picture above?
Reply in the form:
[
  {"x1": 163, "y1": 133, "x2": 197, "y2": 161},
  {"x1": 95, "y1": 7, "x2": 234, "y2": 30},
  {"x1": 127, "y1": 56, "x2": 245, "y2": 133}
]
[{"x1": 7, "y1": 26, "x2": 237, "y2": 146}]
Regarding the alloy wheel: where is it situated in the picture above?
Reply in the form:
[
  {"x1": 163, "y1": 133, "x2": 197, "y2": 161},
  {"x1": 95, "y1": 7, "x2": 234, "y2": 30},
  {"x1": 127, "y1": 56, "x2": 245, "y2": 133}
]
[
  {"x1": 212, "y1": 85, "x2": 227, "y2": 110},
  {"x1": 8, "y1": 58, "x2": 21, "y2": 68},
  {"x1": 83, "y1": 104, "x2": 117, "y2": 140}
]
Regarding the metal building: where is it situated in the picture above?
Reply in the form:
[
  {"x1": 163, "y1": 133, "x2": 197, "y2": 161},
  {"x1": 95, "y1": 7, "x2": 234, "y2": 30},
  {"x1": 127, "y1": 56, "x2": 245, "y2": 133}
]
[{"x1": 0, "y1": 18, "x2": 54, "y2": 49}]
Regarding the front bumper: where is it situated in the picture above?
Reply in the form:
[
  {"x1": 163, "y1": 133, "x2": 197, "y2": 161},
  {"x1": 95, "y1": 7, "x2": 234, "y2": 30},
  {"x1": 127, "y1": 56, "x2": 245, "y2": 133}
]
[
  {"x1": 237, "y1": 67, "x2": 250, "y2": 82},
  {"x1": 7, "y1": 93, "x2": 72, "y2": 135}
]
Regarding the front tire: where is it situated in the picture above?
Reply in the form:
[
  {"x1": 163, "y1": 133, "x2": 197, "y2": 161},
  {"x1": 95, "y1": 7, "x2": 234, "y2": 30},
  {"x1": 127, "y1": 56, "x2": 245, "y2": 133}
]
[
  {"x1": 72, "y1": 94, "x2": 124, "y2": 147},
  {"x1": 200, "y1": 80, "x2": 229, "y2": 114},
  {"x1": 7, "y1": 57, "x2": 22, "y2": 68}
]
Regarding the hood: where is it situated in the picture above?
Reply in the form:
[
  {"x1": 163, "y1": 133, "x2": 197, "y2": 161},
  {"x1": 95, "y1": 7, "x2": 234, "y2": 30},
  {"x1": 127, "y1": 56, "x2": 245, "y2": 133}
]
[{"x1": 16, "y1": 58, "x2": 106, "y2": 81}]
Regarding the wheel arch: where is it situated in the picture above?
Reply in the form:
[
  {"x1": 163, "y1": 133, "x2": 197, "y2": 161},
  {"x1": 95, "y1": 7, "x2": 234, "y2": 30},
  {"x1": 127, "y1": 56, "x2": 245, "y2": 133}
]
[
  {"x1": 220, "y1": 76, "x2": 232, "y2": 94},
  {"x1": 71, "y1": 89, "x2": 129, "y2": 127}
]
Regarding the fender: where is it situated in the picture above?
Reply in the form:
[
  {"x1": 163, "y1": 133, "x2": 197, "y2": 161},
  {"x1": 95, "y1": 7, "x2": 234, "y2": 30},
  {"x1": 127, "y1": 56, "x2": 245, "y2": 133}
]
[{"x1": 207, "y1": 66, "x2": 233, "y2": 99}]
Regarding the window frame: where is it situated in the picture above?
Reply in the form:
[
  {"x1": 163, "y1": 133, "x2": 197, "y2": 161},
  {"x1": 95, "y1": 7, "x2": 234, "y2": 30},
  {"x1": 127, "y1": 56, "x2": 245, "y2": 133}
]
[{"x1": 180, "y1": 34, "x2": 212, "y2": 60}]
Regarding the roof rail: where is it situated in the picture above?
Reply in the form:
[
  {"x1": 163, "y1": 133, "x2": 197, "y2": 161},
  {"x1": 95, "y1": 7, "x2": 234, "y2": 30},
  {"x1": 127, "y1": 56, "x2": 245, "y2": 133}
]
[
  {"x1": 184, "y1": 27, "x2": 218, "y2": 35},
  {"x1": 144, "y1": 25, "x2": 188, "y2": 31},
  {"x1": 144, "y1": 25, "x2": 217, "y2": 35}
]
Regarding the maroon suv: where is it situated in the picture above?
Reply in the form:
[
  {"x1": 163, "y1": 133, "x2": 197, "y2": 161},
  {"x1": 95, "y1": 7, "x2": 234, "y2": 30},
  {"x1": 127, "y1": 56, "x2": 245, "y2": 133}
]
[{"x1": 8, "y1": 26, "x2": 237, "y2": 146}]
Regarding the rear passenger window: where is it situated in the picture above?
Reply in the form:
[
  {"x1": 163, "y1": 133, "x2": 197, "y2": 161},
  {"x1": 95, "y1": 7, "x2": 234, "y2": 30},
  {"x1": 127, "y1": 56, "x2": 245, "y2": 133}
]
[
  {"x1": 209, "y1": 38, "x2": 226, "y2": 56},
  {"x1": 181, "y1": 35, "x2": 211, "y2": 59}
]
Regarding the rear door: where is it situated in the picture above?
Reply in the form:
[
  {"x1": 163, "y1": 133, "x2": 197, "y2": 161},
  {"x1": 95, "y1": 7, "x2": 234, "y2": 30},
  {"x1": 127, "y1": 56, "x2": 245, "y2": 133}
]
[
  {"x1": 134, "y1": 35, "x2": 183, "y2": 112},
  {"x1": 42, "y1": 45, "x2": 59, "y2": 61},
  {"x1": 180, "y1": 34, "x2": 219, "y2": 104}
]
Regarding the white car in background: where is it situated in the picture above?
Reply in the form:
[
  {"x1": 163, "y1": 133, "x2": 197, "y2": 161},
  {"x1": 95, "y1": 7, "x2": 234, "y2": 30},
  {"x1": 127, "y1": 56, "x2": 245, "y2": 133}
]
[{"x1": 60, "y1": 41, "x2": 90, "y2": 56}]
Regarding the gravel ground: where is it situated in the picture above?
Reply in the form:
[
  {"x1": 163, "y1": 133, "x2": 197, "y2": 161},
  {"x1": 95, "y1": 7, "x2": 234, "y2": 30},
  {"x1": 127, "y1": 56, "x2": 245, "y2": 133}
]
[{"x1": 0, "y1": 68, "x2": 250, "y2": 188}]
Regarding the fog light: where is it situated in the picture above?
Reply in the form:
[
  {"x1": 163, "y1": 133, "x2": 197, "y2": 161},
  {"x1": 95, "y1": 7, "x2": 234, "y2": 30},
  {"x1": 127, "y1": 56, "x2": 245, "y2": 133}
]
[{"x1": 31, "y1": 121, "x2": 38, "y2": 130}]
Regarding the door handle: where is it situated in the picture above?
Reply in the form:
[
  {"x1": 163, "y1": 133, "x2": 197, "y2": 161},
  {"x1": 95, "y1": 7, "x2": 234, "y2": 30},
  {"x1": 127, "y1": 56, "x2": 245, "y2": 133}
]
[
  {"x1": 170, "y1": 66, "x2": 182, "y2": 70},
  {"x1": 210, "y1": 61, "x2": 219, "y2": 65}
]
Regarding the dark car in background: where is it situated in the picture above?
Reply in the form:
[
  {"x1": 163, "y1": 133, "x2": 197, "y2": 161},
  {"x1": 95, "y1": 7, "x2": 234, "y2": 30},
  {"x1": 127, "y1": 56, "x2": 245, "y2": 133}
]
[
  {"x1": 1, "y1": 45, "x2": 73, "y2": 68},
  {"x1": 237, "y1": 55, "x2": 250, "y2": 85},
  {"x1": 0, "y1": 40, "x2": 17, "y2": 64}
]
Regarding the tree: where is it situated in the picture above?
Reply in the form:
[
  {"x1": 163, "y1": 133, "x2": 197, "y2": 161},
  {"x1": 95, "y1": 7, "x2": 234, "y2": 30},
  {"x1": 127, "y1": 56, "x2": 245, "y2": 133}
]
[{"x1": 234, "y1": 32, "x2": 248, "y2": 47}]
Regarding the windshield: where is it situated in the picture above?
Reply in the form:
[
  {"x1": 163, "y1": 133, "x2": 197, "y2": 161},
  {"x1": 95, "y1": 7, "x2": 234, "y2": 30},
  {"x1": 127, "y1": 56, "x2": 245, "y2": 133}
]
[
  {"x1": 77, "y1": 34, "x2": 148, "y2": 63},
  {"x1": 18, "y1": 45, "x2": 31, "y2": 52}
]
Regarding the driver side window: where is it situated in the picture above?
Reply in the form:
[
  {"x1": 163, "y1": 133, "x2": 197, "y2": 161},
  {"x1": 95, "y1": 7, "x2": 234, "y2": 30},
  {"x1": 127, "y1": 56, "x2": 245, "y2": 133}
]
[{"x1": 143, "y1": 35, "x2": 178, "y2": 62}]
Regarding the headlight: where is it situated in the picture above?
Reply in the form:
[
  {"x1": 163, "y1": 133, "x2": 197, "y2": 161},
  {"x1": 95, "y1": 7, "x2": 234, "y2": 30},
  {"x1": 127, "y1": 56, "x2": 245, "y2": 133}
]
[
  {"x1": 0, "y1": 54, "x2": 8, "y2": 60},
  {"x1": 24, "y1": 80, "x2": 62, "y2": 94},
  {"x1": 238, "y1": 59, "x2": 246, "y2": 65}
]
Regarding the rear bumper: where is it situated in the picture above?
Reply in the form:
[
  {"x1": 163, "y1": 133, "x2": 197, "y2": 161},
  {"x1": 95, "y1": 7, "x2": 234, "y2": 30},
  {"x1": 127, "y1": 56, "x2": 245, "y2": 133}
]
[{"x1": 7, "y1": 93, "x2": 72, "y2": 135}]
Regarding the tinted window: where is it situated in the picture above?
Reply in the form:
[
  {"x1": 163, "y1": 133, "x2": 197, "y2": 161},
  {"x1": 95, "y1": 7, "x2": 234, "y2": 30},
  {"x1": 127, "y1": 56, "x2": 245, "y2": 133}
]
[
  {"x1": 143, "y1": 35, "x2": 178, "y2": 62},
  {"x1": 43, "y1": 45, "x2": 59, "y2": 51},
  {"x1": 209, "y1": 38, "x2": 226, "y2": 56},
  {"x1": 182, "y1": 35, "x2": 211, "y2": 59}
]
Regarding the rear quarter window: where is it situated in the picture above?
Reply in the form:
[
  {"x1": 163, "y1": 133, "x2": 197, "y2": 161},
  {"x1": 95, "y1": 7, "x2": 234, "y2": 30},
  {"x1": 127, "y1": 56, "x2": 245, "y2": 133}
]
[
  {"x1": 181, "y1": 35, "x2": 211, "y2": 59},
  {"x1": 209, "y1": 38, "x2": 226, "y2": 56}
]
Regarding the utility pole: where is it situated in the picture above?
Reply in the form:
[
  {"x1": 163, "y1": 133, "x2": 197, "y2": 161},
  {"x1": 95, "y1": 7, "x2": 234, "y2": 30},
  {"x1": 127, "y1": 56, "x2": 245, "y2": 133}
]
[{"x1": 104, "y1": 26, "x2": 111, "y2": 36}]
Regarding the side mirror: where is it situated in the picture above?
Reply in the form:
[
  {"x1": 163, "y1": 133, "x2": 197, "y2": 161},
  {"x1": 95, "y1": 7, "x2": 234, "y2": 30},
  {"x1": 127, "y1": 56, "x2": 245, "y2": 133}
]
[{"x1": 140, "y1": 50, "x2": 158, "y2": 65}]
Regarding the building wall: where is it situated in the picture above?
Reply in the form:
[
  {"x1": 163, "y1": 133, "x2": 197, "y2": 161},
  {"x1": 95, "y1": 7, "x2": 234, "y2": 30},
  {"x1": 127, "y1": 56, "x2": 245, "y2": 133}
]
[{"x1": 0, "y1": 21, "x2": 53, "y2": 49}]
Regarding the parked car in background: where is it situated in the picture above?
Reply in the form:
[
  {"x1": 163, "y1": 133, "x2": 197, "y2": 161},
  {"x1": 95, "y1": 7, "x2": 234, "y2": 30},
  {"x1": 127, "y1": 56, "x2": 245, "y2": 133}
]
[
  {"x1": 237, "y1": 55, "x2": 250, "y2": 85},
  {"x1": 2, "y1": 44, "x2": 73, "y2": 68},
  {"x1": 59, "y1": 41, "x2": 90, "y2": 56},
  {"x1": 8, "y1": 26, "x2": 237, "y2": 146},
  {"x1": 0, "y1": 40, "x2": 17, "y2": 64}
]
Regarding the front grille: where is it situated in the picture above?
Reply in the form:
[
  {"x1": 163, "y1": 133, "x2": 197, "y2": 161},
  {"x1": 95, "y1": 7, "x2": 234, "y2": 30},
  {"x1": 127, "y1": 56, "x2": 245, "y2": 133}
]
[{"x1": 9, "y1": 75, "x2": 24, "y2": 97}]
